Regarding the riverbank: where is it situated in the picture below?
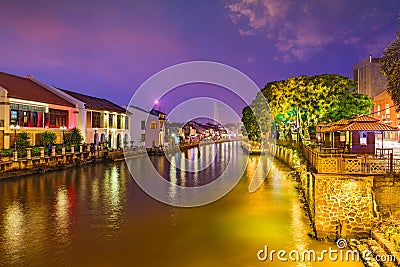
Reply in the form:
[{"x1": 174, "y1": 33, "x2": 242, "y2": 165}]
[
  {"x1": 272, "y1": 142, "x2": 400, "y2": 266},
  {"x1": 0, "y1": 146, "x2": 140, "y2": 180}
]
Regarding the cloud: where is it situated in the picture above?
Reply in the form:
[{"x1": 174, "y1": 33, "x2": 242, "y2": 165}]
[{"x1": 225, "y1": 0, "x2": 395, "y2": 62}]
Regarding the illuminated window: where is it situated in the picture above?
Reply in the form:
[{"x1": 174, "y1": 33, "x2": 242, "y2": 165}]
[
  {"x1": 386, "y1": 104, "x2": 390, "y2": 115},
  {"x1": 109, "y1": 114, "x2": 114, "y2": 128},
  {"x1": 92, "y1": 112, "x2": 100, "y2": 128},
  {"x1": 360, "y1": 132, "x2": 367, "y2": 146},
  {"x1": 377, "y1": 105, "x2": 380, "y2": 116},
  {"x1": 150, "y1": 121, "x2": 157, "y2": 129},
  {"x1": 117, "y1": 115, "x2": 121, "y2": 129}
]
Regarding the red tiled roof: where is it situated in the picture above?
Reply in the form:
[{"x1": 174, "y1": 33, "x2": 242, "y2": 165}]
[
  {"x1": 318, "y1": 115, "x2": 396, "y2": 132},
  {"x1": 59, "y1": 88, "x2": 126, "y2": 113},
  {"x1": 350, "y1": 114, "x2": 378, "y2": 122},
  {"x1": 0, "y1": 72, "x2": 74, "y2": 107},
  {"x1": 339, "y1": 121, "x2": 398, "y2": 132},
  {"x1": 318, "y1": 119, "x2": 349, "y2": 133}
]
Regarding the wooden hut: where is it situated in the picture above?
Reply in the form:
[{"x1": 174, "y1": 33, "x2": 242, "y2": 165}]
[{"x1": 320, "y1": 115, "x2": 398, "y2": 154}]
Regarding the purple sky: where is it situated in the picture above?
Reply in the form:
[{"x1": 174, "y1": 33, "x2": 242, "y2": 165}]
[{"x1": 1, "y1": 0, "x2": 399, "y2": 122}]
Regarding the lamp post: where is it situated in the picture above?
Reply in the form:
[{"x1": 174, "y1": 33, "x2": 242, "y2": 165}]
[
  {"x1": 93, "y1": 127, "x2": 98, "y2": 145},
  {"x1": 60, "y1": 126, "x2": 67, "y2": 147},
  {"x1": 10, "y1": 124, "x2": 20, "y2": 160},
  {"x1": 93, "y1": 127, "x2": 98, "y2": 151}
]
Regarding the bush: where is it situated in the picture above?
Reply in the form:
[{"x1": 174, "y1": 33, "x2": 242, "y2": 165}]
[
  {"x1": 41, "y1": 131, "x2": 56, "y2": 147},
  {"x1": 0, "y1": 149, "x2": 14, "y2": 157},
  {"x1": 17, "y1": 150, "x2": 26, "y2": 158},
  {"x1": 55, "y1": 144, "x2": 63, "y2": 152},
  {"x1": 31, "y1": 147, "x2": 41, "y2": 157},
  {"x1": 65, "y1": 128, "x2": 84, "y2": 145},
  {"x1": 17, "y1": 132, "x2": 30, "y2": 149}
]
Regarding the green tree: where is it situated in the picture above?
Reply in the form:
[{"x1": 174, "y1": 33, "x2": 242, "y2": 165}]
[
  {"x1": 242, "y1": 74, "x2": 374, "y2": 142},
  {"x1": 64, "y1": 128, "x2": 84, "y2": 145},
  {"x1": 41, "y1": 131, "x2": 56, "y2": 147},
  {"x1": 241, "y1": 106, "x2": 261, "y2": 142},
  {"x1": 381, "y1": 17, "x2": 400, "y2": 111}
]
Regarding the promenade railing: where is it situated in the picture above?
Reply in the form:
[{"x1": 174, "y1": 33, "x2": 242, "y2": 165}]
[{"x1": 300, "y1": 144, "x2": 399, "y2": 175}]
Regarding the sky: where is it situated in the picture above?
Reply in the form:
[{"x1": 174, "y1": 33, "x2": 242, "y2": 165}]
[{"x1": 0, "y1": 0, "x2": 399, "y2": 123}]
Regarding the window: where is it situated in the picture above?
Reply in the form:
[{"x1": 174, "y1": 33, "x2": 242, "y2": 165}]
[
  {"x1": 150, "y1": 121, "x2": 157, "y2": 129},
  {"x1": 109, "y1": 114, "x2": 114, "y2": 128},
  {"x1": 86, "y1": 111, "x2": 92, "y2": 128},
  {"x1": 386, "y1": 104, "x2": 390, "y2": 115},
  {"x1": 10, "y1": 110, "x2": 18, "y2": 124},
  {"x1": 141, "y1": 134, "x2": 145, "y2": 141},
  {"x1": 49, "y1": 109, "x2": 68, "y2": 128},
  {"x1": 9, "y1": 103, "x2": 45, "y2": 127},
  {"x1": 117, "y1": 115, "x2": 121, "y2": 129},
  {"x1": 377, "y1": 105, "x2": 381, "y2": 116},
  {"x1": 125, "y1": 116, "x2": 129, "y2": 129},
  {"x1": 360, "y1": 132, "x2": 367, "y2": 146},
  {"x1": 141, "y1": 120, "x2": 146, "y2": 130},
  {"x1": 92, "y1": 112, "x2": 100, "y2": 128}
]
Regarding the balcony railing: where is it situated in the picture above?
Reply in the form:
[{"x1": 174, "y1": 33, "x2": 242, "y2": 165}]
[{"x1": 300, "y1": 144, "x2": 398, "y2": 175}]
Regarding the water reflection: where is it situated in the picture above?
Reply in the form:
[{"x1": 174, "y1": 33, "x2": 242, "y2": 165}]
[
  {"x1": 0, "y1": 143, "x2": 363, "y2": 267},
  {"x1": 3, "y1": 201, "x2": 25, "y2": 257},
  {"x1": 55, "y1": 186, "x2": 70, "y2": 240}
]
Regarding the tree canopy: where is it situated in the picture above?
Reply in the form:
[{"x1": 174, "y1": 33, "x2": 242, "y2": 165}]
[
  {"x1": 242, "y1": 74, "x2": 374, "y2": 142},
  {"x1": 381, "y1": 17, "x2": 400, "y2": 111}
]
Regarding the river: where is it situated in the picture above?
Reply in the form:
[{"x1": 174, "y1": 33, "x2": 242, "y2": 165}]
[{"x1": 0, "y1": 142, "x2": 363, "y2": 266}]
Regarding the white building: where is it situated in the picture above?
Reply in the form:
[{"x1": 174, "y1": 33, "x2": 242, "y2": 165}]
[
  {"x1": 126, "y1": 106, "x2": 149, "y2": 148},
  {"x1": 52, "y1": 87, "x2": 130, "y2": 149},
  {"x1": 127, "y1": 106, "x2": 166, "y2": 149}
]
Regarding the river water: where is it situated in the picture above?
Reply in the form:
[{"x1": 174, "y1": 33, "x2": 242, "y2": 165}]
[{"x1": 0, "y1": 142, "x2": 363, "y2": 266}]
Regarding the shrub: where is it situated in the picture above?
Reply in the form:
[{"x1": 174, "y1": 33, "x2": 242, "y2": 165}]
[
  {"x1": 31, "y1": 147, "x2": 41, "y2": 157},
  {"x1": 41, "y1": 131, "x2": 56, "y2": 147},
  {"x1": 65, "y1": 128, "x2": 84, "y2": 145},
  {"x1": 0, "y1": 149, "x2": 14, "y2": 157},
  {"x1": 17, "y1": 131, "x2": 30, "y2": 149},
  {"x1": 17, "y1": 150, "x2": 26, "y2": 158}
]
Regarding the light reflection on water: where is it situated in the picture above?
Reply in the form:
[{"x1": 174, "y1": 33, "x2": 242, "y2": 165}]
[{"x1": 0, "y1": 142, "x2": 363, "y2": 267}]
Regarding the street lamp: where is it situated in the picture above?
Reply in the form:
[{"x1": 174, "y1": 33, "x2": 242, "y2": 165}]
[
  {"x1": 10, "y1": 124, "x2": 20, "y2": 153},
  {"x1": 93, "y1": 127, "x2": 98, "y2": 145},
  {"x1": 60, "y1": 125, "x2": 67, "y2": 147}
]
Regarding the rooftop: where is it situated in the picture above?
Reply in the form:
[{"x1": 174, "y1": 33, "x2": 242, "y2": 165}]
[
  {"x1": 58, "y1": 88, "x2": 126, "y2": 113},
  {"x1": 0, "y1": 72, "x2": 74, "y2": 107}
]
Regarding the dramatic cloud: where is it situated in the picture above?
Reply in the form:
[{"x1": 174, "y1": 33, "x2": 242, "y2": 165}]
[{"x1": 225, "y1": 0, "x2": 398, "y2": 62}]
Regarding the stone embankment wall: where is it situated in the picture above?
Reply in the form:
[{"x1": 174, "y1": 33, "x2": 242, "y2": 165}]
[
  {"x1": 373, "y1": 176, "x2": 400, "y2": 215},
  {"x1": 271, "y1": 143, "x2": 376, "y2": 239},
  {"x1": 313, "y1": 174, "x2": 374, "y2": 239},
  {"x1": 0, "y1": 145, "x2": 106, "y2": 179}
]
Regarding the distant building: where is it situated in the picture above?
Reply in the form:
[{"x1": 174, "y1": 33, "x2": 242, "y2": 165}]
[
  {"x1": 373, "y1": 91, "x2": 400, "y2": 141},
  {"x1": 0, "y1": 72, "x2": 77, "y2": 149},
  {"x1": 353, "y1": 54, "x2": 387, "y2": 99}
]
